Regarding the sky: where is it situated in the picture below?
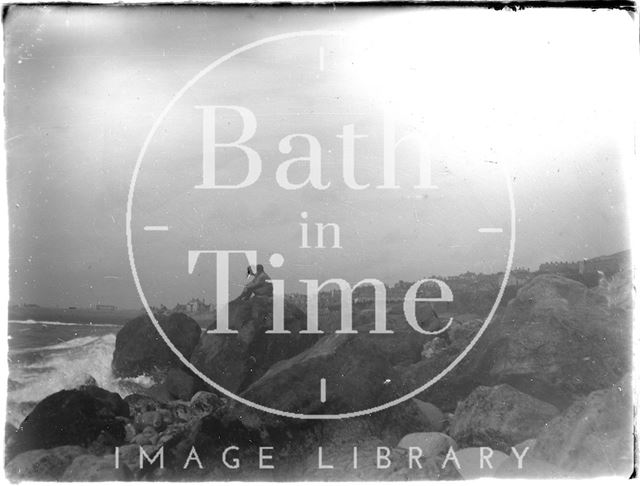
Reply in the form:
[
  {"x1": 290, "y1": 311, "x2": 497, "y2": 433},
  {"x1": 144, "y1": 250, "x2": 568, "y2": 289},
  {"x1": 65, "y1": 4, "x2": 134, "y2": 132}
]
[{"x1": 4, "y1": 6, "x2": 636, "y2": 309}]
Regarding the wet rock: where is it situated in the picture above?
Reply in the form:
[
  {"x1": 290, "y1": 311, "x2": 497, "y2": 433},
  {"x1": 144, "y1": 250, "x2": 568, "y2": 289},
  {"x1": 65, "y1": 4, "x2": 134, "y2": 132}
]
[
  {"x1": 529, "y1": 381, "x2": 633, "y2": 477},
  {"x1": 449, "y1": 384, "x2": 558, "y2": 452},
  {"x1": 9, "y1": 386, "x2": 129, "y2": 458},
  {"x1": 190, "y1": 297, "x2": 317, "y2": 393},
  {"x1": 5, "y1": 445, "x2": 86, "y2": 481},
  {"x1": 61, "y1": 454, "x2": 132, "y2": 481},
  {"x1": 112, "y1": 312, "x2": 202, "y2": 378}
]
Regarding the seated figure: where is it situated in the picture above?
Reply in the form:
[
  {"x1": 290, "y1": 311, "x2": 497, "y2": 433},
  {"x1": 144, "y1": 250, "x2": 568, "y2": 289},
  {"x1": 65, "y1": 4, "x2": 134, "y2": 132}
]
[{"x1": 239, "y1": 264, "x2": 272, "y2": 300}]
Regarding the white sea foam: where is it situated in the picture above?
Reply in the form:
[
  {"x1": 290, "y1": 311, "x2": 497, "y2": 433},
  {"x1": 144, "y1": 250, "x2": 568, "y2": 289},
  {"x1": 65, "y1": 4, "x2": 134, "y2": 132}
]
[
  {"x1": 9, "y1": 319, "x2": 120, "y2": 328},
  {"x1": 7, "y1": 332, "x2": 155, "y2": 427}
]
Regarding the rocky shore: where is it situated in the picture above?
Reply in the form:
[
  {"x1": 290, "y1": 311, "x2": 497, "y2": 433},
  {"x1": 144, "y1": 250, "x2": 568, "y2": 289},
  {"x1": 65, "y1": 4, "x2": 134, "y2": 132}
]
[{"x1": 5, "y1": 273, "x2": 633, "y2": 481}]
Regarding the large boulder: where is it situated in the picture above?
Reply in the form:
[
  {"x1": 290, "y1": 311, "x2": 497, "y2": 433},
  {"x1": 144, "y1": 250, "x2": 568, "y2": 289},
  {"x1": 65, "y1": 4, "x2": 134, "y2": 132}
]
[
  {"x1": 5, "y1": 445, "x2": 87, "y2": 481},
  {"x1": 400, "y1": 317, "x2": 488, "y2": 411},
  {"x1": 484, "y1": 274, "x2": 630, "y2": 407},
  {"x1": 189, "y1": 297, "x2": 317, "y2": 393},
  {"x1": 112, "y1": 312, "x2": 202, "y2": 378},
  {"x1": 350, "y1": 304, "x2": 439, "y2": 367},
  {"x1": 8, "y1": 386, "x2": 129, "y2": 459},
  {"x1": 449, "y1": 384, "x2": 558, "y2": 452},
  {"x1": 401, "y1": 274, "x2": 631, "y2": 411},
  {"x1": 241, "y1": 334, "x2": 398, "y2": 415},
  {"x1": 529, "y1": 379, "x2": 633, "y2": 477}
]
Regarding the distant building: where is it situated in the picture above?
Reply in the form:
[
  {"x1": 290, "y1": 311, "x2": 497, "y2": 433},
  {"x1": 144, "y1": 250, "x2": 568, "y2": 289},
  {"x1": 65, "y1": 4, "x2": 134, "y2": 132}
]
[
  {"x1": 538, "y1": 250, "x2": 630, "y2": 278},
  {"x1": 185, "y1": 298, "x2": 209, "y2": 314},
  {"x1": 538, "y1": 260, "x2": 580, "y2": 274},
  {"x1": 96, "y1": 304, "x2": 117, "y2": 311}
]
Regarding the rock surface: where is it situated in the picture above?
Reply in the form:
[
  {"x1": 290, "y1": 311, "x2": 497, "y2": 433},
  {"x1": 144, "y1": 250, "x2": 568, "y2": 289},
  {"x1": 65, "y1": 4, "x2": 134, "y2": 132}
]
[
  {"x1": 112, "y1": 312, "x2": 201, "y2": 378},
  {"x1": 449, "y1": 384, "x2": 558, "y2": 452},
  {"x1": 164, "y1": 367, "x2": 199, "y2": 401},
  {"x1": 411, "y1": 399, "x2": 446, "y2": 432},
  {"x1": 190, "y1": 297, "x2": 317, "y2": 393},
  {"x1": 402, "y1": 274, "x2": 631, "y2": 411},
  {"x1": 529, "y1": 380, "x2": 633, "y2": 477},
  {"x1": 241, "y1": 333, "x2": 398, "y2": 415},
  {"x1": 453, "y1": 447, "x2": 509, "y2": 479},
  {"x1": 397, "y1": 432, "x2": 457, "y2": 457},
  {"x1": 8, "y1": 386, "x2": 130, "y2": 458},
  {"x1": 5, "y1": 446, "x2": 87, "y2": 481},
  {"x1": 301, "y1": 438, "x2": 460, "y2": 481},
  {"x1": 485, "y1": 274, "x2": 630, "y2": 407},
  {"x1": 352, "y1": 306, "x2": 438, "y2": 366},
  {"x1": 400, "y1": 317, "x2": 487, "y2": 411}
]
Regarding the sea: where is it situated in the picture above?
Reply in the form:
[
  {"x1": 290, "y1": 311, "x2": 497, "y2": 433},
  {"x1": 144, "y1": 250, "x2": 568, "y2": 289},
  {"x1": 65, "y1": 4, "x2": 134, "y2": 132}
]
[{"x1": 7, "y1": 320, "x2": 156, "y2": 428}]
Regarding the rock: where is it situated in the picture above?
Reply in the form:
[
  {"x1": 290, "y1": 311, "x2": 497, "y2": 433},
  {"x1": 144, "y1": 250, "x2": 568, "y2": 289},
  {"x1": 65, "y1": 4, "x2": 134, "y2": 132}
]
[
  {"x1": 112, "y1": 312, "x2": 202, "y2": 378},
  {"x1": 132, "y1": 426, "x2": 159, "y2": 446},
  {"x1": 241, "y1": 334, "x2": 398, "y2": 415},
  {"x1": 453, "y1": 447, "x2": 509, "y2": 479},
  {"x1": 400, "y1": 318, "x2": 486, "y2": 411},
  {"x1": 486, "y1": 274, "x2": 631, "y2": 407},
  {"x1": 402, "y1": 274, "x2": 631, "y2": 411},
  {"x1": 512, "y1": 438, "x2": 536, "y2": 455},
  {"x1": 190, "y1": 391, "x2": 224, "y2": 416},
  {"x1": 190, "y1": 297, "x2": 317, "y2": 393},
  {"x1": 9, "y1": 386, "x2": 129, "y2": 458},
  {"x1": 134, "y1": 409, "x2": 171, "y2": 433},
  {"x1": 165, "y1": 367, "x2": 199, "y2": 400},
  {"x1": 397, "y1": 432, "x2": 457, "y2": 458},
  {"x1": 411, "y1": 399, "x2": 445, "y2": 432},
  {"x1": 5, "y1": 446, "x2": 86, "y2": 481},
  {"x1": 449, "y1": 384, "x2": 558, "y2": 452},
  {"x1": 302, "y1": 438, "x2": 460, "y2": 481},
  {"x1": 125, "y1": 393, "x2": 164, "y2": 416},
  {"x1": 529, "y1": 382, "x2": 633, "y2": 477},
  {"x1": 61, "y1": 454, "x2": 132, "y2": 481},
  {"x1": 352, "y1": 307, "x2": 437, "y2": 366}
]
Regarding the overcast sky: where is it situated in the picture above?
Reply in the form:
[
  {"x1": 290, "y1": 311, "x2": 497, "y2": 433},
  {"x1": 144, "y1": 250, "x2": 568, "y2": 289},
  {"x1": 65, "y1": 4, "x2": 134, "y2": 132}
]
[{"x1": 5, "y1": 6, "x2": 635, "y2": 309}]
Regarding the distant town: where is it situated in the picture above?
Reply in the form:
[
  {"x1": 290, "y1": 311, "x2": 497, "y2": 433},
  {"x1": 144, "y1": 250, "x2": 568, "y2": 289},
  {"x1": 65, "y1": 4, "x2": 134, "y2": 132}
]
[{"x1": 10, "y1": 250, "x2": 630, "y2": 318}]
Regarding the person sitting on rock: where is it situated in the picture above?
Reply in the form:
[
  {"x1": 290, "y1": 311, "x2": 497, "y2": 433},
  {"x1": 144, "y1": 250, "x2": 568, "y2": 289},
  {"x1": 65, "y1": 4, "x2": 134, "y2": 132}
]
[{"x1": 240, "y1": 264, "x2": 272, "y2": 300}]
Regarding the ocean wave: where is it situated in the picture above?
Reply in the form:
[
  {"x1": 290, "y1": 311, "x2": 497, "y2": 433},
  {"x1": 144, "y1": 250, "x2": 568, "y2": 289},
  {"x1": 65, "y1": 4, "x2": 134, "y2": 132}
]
[
  {"x1": 11, "y1": 334, "x2": 116, "y2": 355},
  {"x1": 7, "y1": 332, "x2": 156, "y2": 428},
  {"x1": 9, "y1": 319, "x2": 121, "y2": 327}
]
